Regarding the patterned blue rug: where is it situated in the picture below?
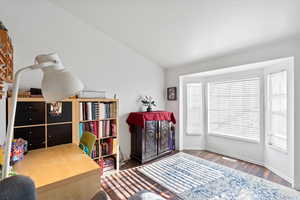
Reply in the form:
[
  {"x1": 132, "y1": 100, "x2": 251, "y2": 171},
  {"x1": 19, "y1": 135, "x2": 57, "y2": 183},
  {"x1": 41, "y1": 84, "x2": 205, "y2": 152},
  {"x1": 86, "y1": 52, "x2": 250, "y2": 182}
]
[{"x1": 139, "y1": 153, "x2": 300, "y2": 200}]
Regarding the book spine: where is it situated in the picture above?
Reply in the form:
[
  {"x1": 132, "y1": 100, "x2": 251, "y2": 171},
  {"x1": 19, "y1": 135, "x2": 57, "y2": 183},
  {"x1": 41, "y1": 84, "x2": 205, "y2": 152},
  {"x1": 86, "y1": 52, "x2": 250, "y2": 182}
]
[
  {"x1": 79, "y1": 123, "x2": 84, "y2": 139},
  {"x1": 91, "y1": 103, "x2": 95, "y2": 120},
  {"x1": 99, "y1": 103, "x2": 103, "y2": 119},
  {"x1": 87, "y1": 102, "x2": 92, "y2": 120},
  {"x1": 94, "y1": 121, "x2": 99, "y2": 138},
  {"x1": 79, "y1": 103, "x2": 83, "y2": 121},
  {"x1": 84, "y1": 103, "x2": 87, "y2": 120},
  {"x1": 106, "y1": 120, "x2": 110, "y2": 137},
  {"x1": 99, "y1": 121, "x2": 102, "y2": 138},
  {"x1": 111, "y1": 123, "x2": 117, "y2": 137},
  {"x1": 112, "y1": 138, "x2": 117, "y2": 154},
  {"x1": 95, "y1": 102, "x2": 99, "y2": 120}
]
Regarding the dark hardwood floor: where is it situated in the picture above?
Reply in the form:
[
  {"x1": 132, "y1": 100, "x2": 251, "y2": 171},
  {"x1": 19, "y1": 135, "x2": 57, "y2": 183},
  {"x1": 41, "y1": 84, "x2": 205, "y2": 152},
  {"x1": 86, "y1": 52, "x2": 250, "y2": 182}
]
[{"x1": 121, "y1": 150, "x2": 291, "y2": 187}]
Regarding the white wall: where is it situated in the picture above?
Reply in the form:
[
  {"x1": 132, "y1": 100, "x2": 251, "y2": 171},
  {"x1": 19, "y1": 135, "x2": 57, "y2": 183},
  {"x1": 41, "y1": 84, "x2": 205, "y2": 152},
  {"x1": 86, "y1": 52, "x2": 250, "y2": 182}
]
[
  {"x1": 0, "y1": 0, "x2": 165, "y2": 159},
  {"x1": 166, "y1": 36, "x2": 300, "y2": 188}
]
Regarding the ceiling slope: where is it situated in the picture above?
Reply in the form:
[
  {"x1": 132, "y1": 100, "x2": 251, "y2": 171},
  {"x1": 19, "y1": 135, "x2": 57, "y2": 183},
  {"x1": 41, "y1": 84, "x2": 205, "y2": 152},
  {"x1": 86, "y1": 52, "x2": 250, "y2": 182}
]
[{"x1": 49, "y1": 0, "x2": 300, "y2": 68}]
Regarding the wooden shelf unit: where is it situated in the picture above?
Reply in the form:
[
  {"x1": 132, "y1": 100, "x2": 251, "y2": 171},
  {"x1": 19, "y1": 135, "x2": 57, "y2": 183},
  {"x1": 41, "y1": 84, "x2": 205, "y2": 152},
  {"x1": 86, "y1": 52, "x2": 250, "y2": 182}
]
[
  {"x1": 75, "y1": 98, "x2": 120, "y2": 172},
  {"x1": 7, "y1": 97, "x2": 120, "y2": 173}
]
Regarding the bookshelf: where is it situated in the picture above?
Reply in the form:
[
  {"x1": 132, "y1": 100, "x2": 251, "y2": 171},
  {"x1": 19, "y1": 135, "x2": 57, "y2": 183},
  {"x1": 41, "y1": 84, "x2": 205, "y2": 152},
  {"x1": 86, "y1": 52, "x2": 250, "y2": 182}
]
[
  {"x1": 8, "y1": 97, "x2": 120, "y2": 175},
  {"x1": 74, "y1": 98, "x2": 120, "y2": 173}
]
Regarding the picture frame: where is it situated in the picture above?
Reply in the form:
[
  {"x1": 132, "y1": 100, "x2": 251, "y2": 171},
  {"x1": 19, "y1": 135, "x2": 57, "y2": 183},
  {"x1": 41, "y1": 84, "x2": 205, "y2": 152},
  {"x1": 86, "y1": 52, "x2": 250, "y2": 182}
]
[{"x1": 167, "y1": 87, "x2": 177, "y2": 101}]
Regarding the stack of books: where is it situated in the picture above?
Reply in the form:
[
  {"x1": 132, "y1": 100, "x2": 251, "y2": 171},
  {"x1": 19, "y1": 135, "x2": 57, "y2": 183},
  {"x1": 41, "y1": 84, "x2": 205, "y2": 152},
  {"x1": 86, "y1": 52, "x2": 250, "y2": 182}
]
[
  {"x1": 100, "y1": 138, "x2": 117, "y2": 156},
  {"x1": 98, "y1": 103, "x2": 115, "y2": 119},
  {"x1": 79, "y1": 102, "x2": 99, "y2": 121},
  {"x1": 99, "y1": 157, "x2": 115, "y2": 173},
  {"x1": 79, "y1": 121, "x2": 99, "y2": 138}
]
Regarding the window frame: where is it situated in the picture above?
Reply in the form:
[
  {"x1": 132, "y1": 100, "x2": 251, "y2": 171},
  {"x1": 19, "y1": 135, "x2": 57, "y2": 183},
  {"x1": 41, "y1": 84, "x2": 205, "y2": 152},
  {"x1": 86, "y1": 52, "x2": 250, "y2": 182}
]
[
  {"x1": 264, "y1": 63, "x2": 293, "y2": 154},
  {"x1": 205, "y1": 70, "x2": 264, "y2": 143},
  {"x1": 185, "y1": 82, "x2": 204, "y2": 136}
]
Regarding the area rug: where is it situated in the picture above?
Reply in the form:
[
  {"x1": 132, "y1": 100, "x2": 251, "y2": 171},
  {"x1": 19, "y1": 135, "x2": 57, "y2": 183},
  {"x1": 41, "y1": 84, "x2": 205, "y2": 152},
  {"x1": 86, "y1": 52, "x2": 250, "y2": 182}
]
[
  {"x1": 101, "y1": 167, "x2": 178, "y2": 200},
  {"x1": 139, "y1": 152, "x2": 300, "y2": 200}
]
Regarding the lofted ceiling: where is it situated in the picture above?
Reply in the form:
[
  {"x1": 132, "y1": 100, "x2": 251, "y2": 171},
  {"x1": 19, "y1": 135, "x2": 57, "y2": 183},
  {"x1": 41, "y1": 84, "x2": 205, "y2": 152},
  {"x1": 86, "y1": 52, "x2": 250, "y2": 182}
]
[{"x1": 49, "y1": 0, "x2": 300, "y2": 68}]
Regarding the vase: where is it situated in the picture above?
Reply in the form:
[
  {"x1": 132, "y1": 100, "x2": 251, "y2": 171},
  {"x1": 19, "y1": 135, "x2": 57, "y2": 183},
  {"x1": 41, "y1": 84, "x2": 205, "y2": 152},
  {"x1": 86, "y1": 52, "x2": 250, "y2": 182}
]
[{"x1": 146, "y1": 106, "x2": 152, "y2": 112}]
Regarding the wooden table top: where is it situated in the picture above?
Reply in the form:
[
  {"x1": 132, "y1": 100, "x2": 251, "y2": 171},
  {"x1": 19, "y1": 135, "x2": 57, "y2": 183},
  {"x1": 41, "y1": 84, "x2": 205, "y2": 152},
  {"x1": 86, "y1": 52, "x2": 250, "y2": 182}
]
[{"x1": 14, "y1": 144, "x2": 100, "y2": 188}]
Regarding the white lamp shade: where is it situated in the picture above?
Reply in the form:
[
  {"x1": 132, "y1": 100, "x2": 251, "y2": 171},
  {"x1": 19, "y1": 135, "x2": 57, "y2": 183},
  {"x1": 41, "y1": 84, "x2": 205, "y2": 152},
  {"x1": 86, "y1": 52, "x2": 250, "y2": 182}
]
[{"x1": 41, "y1": 69, "x2": 84, "y2": 102}]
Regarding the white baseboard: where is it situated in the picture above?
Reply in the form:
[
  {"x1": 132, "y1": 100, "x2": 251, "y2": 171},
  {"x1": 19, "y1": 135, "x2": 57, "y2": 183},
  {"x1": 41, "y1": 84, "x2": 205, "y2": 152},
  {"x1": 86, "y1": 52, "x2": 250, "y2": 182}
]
[
  {"x1": 183, "y1": 146, "x2": 205, "y2": 151},
  {"x1": 264, "y1": 164, "x2": 293, "y2": 183},
  {"x1": 206, "y1": 147, "x2": 264, "y2": 166},
  {"x1": 205, "y1": 147, "x2": 293, "y2": 184}
]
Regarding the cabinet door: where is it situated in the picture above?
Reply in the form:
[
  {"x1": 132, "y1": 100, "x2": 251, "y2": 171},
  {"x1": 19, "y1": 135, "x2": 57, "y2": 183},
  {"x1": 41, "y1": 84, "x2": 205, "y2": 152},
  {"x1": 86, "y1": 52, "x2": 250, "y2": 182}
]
[
  {"x1": 14, "y1": 102, "x2": 45, "y2": 126},
  {"x1": 143, "y1": 121, "x2": 158, "y2": 161},
  {"x1": 158, "y1": 120, "x2": 171, "y2": 154},
  {"x1": 47, "y1": 102, "x2": 72, "y2": 124},
  {"x1": 14, "y1": 126, "x2": 46, "y2": 150},
  {"x1": 47, "y1": 124, "x2": 72, "y2": 147}
]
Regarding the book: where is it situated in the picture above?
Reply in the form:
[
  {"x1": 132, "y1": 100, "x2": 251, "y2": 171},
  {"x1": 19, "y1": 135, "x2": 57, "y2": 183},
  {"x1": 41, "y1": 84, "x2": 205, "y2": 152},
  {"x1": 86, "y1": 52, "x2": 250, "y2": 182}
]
[
  {"x1": 87, "y1": 102, "x2": 92, "y2": 120},
  {"x1": 111, "y1": 124, "x2": 117, "y2": 136},
  {"x1": 79, "y1": 123, "x2": 84, "y2": 139},
  {"x1": 79, "y1": 103, "x2": 83, "y2": 121},
  {"x1": 112, "y1": 138, "x2": 118, "y2": 154},
  {"x1": 98, "y1": 121, "x2": 103, "y2": 138},
  {"x1": 105, "y1": 120, "x2": 110, "y2": 137}
]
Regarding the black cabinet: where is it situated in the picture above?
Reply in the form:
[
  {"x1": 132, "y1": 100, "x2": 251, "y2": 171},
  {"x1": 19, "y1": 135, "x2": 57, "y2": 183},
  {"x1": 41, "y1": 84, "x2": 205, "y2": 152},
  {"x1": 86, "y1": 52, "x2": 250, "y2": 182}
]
[
  {"x1": 14, "y1": 102, "x2": 45, "y2": 126},
  {"x1": 14, "y1": 126, "x2": 45, "y2": 150},
  {"x1": 47, "y1": 124, "x2": 72, "y2": 147},
  {"x1": 11, "y1": 100, "x2": 73, "y2": 151},
  {"x1": 131, "y1": 120, "x2": 174, "y2": 163}
]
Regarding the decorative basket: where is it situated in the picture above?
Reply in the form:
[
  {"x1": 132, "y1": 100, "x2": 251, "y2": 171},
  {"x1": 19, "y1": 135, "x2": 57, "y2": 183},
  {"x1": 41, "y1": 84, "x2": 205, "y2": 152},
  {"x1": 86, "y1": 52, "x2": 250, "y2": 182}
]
[{"x1": 0, "y1": 21, "x2": 13, "y2": 99}]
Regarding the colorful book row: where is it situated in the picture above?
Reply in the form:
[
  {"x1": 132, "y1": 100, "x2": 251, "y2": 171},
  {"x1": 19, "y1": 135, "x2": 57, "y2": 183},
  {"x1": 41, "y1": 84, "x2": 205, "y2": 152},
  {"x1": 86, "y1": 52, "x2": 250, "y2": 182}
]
[
  {"x1": 79, "y1": 102, "x2": 116, "y2": 121},
  {"x1": 79, "y1": 121, "x2": 117, "y2": 139}
]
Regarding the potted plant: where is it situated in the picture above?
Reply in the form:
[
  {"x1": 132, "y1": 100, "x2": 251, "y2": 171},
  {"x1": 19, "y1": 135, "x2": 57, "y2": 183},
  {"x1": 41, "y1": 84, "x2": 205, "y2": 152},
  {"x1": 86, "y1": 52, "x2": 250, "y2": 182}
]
[{"x1": 138, "y1": 96, "x2": 157, "y2": 112}]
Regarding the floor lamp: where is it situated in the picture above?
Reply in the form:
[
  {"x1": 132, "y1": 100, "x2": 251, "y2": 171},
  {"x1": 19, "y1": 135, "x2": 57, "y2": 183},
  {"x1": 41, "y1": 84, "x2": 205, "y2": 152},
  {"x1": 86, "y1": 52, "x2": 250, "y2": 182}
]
[{"x1": 1, "y1": 53, "x2": 84, "y2": 179}]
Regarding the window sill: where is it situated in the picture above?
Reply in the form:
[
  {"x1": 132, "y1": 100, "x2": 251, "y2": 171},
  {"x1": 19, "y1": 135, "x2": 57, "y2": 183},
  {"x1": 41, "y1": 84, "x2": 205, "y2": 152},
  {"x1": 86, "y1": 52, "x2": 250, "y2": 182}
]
[
  {"x1": 186, "y1": 129, "x2": 203, "y2": 136},
  {"x1": 208, "y1": 132, "x2": 260, "y2": 144},
  {"x1": 186, "y1": 132, "x2": 202, "y2": 136}
]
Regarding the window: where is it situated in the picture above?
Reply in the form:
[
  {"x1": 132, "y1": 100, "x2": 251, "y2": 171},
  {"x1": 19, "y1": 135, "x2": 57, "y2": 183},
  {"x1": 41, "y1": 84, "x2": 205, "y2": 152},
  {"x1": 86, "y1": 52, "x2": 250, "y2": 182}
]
[
  {"x1": 207, "y1": 77, "x2": 260, "y2": 141},
  {"x1": 186, "y1": 83, "x2": 203, "y2": 135},
  {"x1": 266, "y1": 70, "x2": 288, "y2": 151}
]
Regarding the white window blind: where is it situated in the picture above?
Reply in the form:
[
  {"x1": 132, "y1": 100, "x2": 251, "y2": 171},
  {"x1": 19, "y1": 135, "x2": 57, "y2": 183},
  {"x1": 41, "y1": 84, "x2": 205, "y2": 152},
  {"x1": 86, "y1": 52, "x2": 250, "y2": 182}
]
[
  {"x1": 267, "y1": 70, "x2": 288, "y2": 151},
  {"x1": 186, "y1": 83, "x2": 203, "y2": 135},
  {"x1": 208, "y1": 77, "x2": 260, "y2": 141}
]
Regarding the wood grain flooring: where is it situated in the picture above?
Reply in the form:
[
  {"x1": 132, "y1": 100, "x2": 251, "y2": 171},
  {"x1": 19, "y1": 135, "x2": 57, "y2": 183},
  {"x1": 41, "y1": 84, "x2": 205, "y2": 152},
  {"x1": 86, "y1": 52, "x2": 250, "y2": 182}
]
[
  {"x1": 121, "y1": 150, "x2": 291, "y2": 187},
  {"x1": 102, "y1": 150, "x2": 291, "y2": 199}
]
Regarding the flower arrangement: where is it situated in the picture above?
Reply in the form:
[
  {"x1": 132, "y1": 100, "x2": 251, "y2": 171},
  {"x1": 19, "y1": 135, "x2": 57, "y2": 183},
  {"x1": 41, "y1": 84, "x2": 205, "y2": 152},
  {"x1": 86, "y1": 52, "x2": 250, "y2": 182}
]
[{"x1": 138, "y1": 95, "x2": 157, "y2": 112}]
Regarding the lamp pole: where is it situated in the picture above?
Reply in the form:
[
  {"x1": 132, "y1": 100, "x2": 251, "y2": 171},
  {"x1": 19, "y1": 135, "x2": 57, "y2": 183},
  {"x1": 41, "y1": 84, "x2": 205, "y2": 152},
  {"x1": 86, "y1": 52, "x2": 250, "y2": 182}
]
[
  {"x1": 1, "y1": 53, "x2": 83, "y2": 180},
  {"x1": 1, "y1": 63, "x2": 53, "y2": 179}
]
